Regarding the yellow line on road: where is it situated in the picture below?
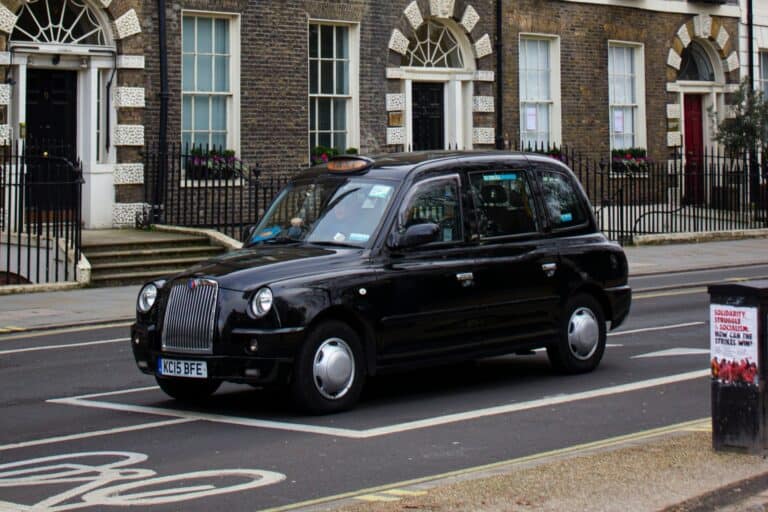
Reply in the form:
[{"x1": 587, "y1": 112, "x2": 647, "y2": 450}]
[
  {"x1": 634, "y1": 288, "x2": 708, "y2": 299},
  {"x1": 382, "y1": 489, "x2": 428, "y2": 496},
  {"x1": 259, "y1": 418, "x2": 708, "y2": 512},
  {"x1": 354, "y1": 494, "x2": 401, "y2": 502},
  {"x1": 0, "y1": 326, "x2": 25, "y2": 333}
]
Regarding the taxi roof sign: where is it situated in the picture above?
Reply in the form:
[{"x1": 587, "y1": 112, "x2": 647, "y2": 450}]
[{"x1": 327, "y1": 156, "x2": 374, "y2": 174}]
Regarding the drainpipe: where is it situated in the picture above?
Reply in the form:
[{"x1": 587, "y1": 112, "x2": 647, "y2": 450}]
[
  {"x1": 155, "y1": 0, "x2": 169, "y2": 223},
  {"x1": 747, "y1": 0, "x2": 758, "y2": 203},
  {"x1": 495, "y1": 0, "x2": 504, "y2": 150}
]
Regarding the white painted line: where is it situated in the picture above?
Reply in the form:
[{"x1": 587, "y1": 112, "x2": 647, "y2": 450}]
[
  {"x1": 0, "y1": 418, "x2": 195, "y2": 452},
  {"x1": 609, "y1": 322, "x2": 704, "y2": 337},
  {"x1": 50, "y1": 369, "x2": 710, "y2": 439},
  {"x1": 632, "y1": 348, "x2": 711, "y2": 359},
  {"x1": 533, "y1": 343, "x2": 622, "y2": 353},
  {"x1": 0, "y1": 337, "x2": 128, "y2": 355}
]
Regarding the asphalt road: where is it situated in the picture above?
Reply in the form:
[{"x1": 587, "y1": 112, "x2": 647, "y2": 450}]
[{"x1": 2, "y1": 265, "x2": 767, "y2": 511}]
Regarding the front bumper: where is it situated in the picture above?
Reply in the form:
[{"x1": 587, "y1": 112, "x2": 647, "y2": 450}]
[{"x1": 130, "y1": 323, "x2": 304, "y2": 384}]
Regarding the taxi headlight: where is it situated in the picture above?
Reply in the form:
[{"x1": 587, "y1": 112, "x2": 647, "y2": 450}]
[
  {"x1": 137, "y1": 283, "x2": 158, "y2": 313},
  {"x1": 249, "y1": 287, "x2": 273, "y2": 318}
]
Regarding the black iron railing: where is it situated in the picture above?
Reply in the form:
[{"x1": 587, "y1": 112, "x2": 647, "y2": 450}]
[
  {"x1": 143, "y1": 142, "x2": 768, "y2": 245},
  {"x1": 1, "y1": 142, "x2": 83, "y2": 285},
  {"x1": 143, "y1": 143, "x2": 290, "y2": 240},
  {"x1": 519, "y1": 143, "x2": 768, "y2": 243}
]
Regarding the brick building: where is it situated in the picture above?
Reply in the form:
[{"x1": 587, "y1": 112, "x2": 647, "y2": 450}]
[{"x1": 0, "y1": 0, "x2": 747, "y2": 229}]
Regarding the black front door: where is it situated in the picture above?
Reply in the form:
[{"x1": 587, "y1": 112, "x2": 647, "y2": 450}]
[
  {"x1": 412, "y1": 82, "x2": 444, "y2": 151},
  {"x1": 25, "y1": 69, "x2": 79, "y2": 218},
  {"x1": 26, "y1": 69, "x2": 77, "y2": 158}
]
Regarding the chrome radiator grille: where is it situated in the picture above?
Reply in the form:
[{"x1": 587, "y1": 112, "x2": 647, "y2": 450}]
[{"x1": 161, "y1": 280, "x2": 219, "y2": 354}]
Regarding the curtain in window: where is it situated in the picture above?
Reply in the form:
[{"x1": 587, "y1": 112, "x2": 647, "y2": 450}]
[
  {"x1": 182, "y1": 16, "x2": 230, "y2": 150},
  {"x1": 309, "y1": 24, "x2": 350, "y2": 153},
  {"x1": 609, "y1": 45, "x2": 636, "y2": 150},
  {"x1": 519, "y1": 38, "x2": 551, "y2": 148}
]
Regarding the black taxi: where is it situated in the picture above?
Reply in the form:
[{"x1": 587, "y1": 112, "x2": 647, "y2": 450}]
[{"x1": 131, "y1": 152, "x2": 631, "y2": 413}]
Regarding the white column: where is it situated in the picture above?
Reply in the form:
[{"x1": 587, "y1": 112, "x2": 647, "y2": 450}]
[
  {"x1": 448, "y1": 80, "x2": 462, "y2": 150},
  {"x1": 404, "y1": 79, "x2": 413, "y2": 151}
]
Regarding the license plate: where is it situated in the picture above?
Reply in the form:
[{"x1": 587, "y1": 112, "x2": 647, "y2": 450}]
[{"x1": 157, "y1": 358, "x2": 208, "y2": 379}]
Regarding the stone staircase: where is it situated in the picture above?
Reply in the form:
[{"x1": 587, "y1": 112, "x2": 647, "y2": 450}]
[{"x1": 82, "y1": 230, "x2": 228, "y2": 287}]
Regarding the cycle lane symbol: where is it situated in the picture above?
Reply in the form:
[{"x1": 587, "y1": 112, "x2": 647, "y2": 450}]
[{"x1": 0, "y1": 451, "x2": 286, "y2": 510}]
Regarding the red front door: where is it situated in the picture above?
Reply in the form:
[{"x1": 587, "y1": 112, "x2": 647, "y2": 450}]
[{"x1": 684, "y1": 95, "x2": 704, "y2": 204}]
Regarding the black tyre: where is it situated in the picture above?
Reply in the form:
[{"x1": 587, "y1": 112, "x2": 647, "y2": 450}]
[
  {"x1": 547, "y1": 294, "x2": 606, "y2": 374},
  {"x1": 291, "y1": 321, "x2": 365, "y2": 414},
  {"x1": 155, "y1": 376, "x2": 221, "y2": 401}
]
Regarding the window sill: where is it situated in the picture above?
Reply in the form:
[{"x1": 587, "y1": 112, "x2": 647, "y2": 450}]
[{"x1": 180, "y1": 176, "x2": 246, "y2": 188}]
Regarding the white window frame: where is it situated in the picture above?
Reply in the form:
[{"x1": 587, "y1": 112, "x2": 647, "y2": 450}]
[
  {"x1": 308, "y1": 19, "x2": 360, "y2": 156},
  {"x1": 181, "y1": 10, "x2": 241, "y2": 156},
  {"x1": 519, "y1": 34, "x2": 561, "y2": 148},
  {"x1": 760, "y1": 51, "x2": 768, "y2": 97},
  {"x1": 608, "y1": 41, "x2": 646, "y2": 151}
]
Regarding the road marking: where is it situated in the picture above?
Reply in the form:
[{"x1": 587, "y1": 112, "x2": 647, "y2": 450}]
[
  {"x1": 50, "y1": 369, "x2": 710, "y2": 439},
  {"x1": 634, "y1": 288, "x2": 707, "y2": 299},
  {"x1": 609, "y1": 322, "x2": 704, "y2": 337},
  {"x1": 0, "y1": 418, "x2": 195, "y2": 452},
  {"x1": 258, "y1": 418, "x2": 709, "y2": 512},
  {"x1": 0, "y1": 337, "x2": 128, "y2": 355},
  {"x1": 0, "y1": 321, "x2": 132, "y2": 342},
  {"x1": 382, "y1": 489, "x2": 428, "y2": 496},
  {"x1": 632, "y1": 348, "x2": 711, "y2": 359},
  {"x1": 0, "y1": 326, "x2": 25, "y2": 334},
  {"x1": 354, "y1": 494, "x2": 401, "y2": 502}
]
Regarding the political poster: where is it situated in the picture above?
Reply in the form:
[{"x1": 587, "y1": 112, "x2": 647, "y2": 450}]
[{"x1": 710, "y1": 304, "x2": 758, "y2": 386}]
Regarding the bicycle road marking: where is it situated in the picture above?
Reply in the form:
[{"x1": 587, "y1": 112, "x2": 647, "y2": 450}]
[
  {"x1": 0, "y1": 450, "x2": 286, "y2": 510},
  {"x1": 48, "y1": 369, "x2": 710, "y2": 439}
]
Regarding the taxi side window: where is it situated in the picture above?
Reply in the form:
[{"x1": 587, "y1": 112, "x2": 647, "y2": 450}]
[
  {"x1": 401, "y1": 177, "x2": 462, "y2": 243},
  {"x1": 537, "y1": 169, "x2": 587, "y2": 229},
  {"x1": 469, "y1": 171, "x2": 538, "y2": 238}
]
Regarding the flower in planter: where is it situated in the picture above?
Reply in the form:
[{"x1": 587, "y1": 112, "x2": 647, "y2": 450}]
[
  {"x1": 310, "y1": 146, "x2": 358, "y2": 166},
  {"x1": 187, "y1": 147, "x2": 247, "y2": 179},
  {"x1": 611, "y1": 147, "x2": 650, "y2": 174}
]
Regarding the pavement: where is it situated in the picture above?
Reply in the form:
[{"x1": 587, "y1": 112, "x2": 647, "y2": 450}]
[{"x1": 3, "y1": 236, "x2": 768, "y2": 511}]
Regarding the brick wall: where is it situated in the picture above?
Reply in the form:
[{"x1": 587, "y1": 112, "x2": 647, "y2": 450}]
[{"x1": 500, "y1": 0, "x2": 740, "y2": 161}]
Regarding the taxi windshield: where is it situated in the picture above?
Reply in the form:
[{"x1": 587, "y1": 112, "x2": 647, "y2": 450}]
[{"x1": 248, "y1": 177, "x2": 397, "y2": 247}]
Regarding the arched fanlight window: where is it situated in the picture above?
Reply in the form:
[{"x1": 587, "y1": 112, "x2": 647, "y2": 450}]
[
  {"x1": 678, "y1": 41, "x2": 715, "y2": 81},
  {"x1": 402, "y1": 21, "x2": 464, "y2": 68},
  {"x1": 11, "y1": 0, "x2": 107, "y2": 46}
]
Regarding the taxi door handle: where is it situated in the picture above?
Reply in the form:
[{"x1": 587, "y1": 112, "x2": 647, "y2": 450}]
[
  {"x1": 456, "y1": 272, "x2": 474, "y2": 282},
  {"x1": 542, "y1": 263, "x2": 557, "y2": 277}
]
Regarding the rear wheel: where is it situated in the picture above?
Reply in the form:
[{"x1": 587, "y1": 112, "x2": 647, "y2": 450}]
[
  {"x1": 547, "y1": 294, "x2": 606, "y2": 374},
  {"x1": 155, "y1": 376, "x2": 221, "y2": 401},
  {"x1": 291, "y1": 321, "x2": 365, "y2": 414}
]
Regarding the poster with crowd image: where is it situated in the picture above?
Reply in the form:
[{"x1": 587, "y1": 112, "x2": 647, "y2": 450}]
[{"x1": 710, "y1": 304, "x2": 759, "y2": 387}]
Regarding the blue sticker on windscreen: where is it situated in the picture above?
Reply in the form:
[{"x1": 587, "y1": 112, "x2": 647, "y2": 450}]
[
  {"x1": 560, "y1": 213, "x2": 573, "y2": 222},
  {"x1": 250, "y1": 225, "x2": 281, "y2": 242},
  {"x1": 349, "y1": 233, "x2": 370, "y2": 242},
  {"x1": 369, "y1": 185, "x2": 393, "y2": 199},
  {"x1": 483, "y1": 173, "x2": 517, "y2": 181}
]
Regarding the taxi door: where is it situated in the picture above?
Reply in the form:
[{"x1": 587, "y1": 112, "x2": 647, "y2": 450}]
[
  {"x1": 375, "y1": 173, "x2": 482, "y2": 363},
  {"x1": 462, "y1": 165, "x2": 561, "y2": 351}
]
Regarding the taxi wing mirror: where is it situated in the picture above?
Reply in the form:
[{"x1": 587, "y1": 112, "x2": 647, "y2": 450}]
[
  {"x1": 241, "y1": 224, "x2": 257, "y2": 243},
  {"x1": 388, "y1": 222, "x2": 440, "y2": 250}
]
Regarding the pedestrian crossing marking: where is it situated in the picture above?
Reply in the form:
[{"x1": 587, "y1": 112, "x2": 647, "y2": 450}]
[{"x1": 354, "y1": 494, "x2": 400, "y2": 502}]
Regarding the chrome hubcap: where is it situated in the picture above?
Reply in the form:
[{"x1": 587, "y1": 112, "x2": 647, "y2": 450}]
[
  {"x1": 568, "y1": 307, "x2": 600, "y2": 360},
  {"x1": 312, "y1": 337, "x2": 355, "y2": 400}
]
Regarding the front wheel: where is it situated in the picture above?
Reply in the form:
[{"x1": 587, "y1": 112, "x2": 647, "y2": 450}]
[
  {"x1": 547, "y1": 294, "x2": 606, "y2": 374},
  {"x1": 291, "y1": 321, "x2": 365, "y2": 414},
  {"x1": 155, "y1": 376, "x2": 221, "y2": 402}
]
